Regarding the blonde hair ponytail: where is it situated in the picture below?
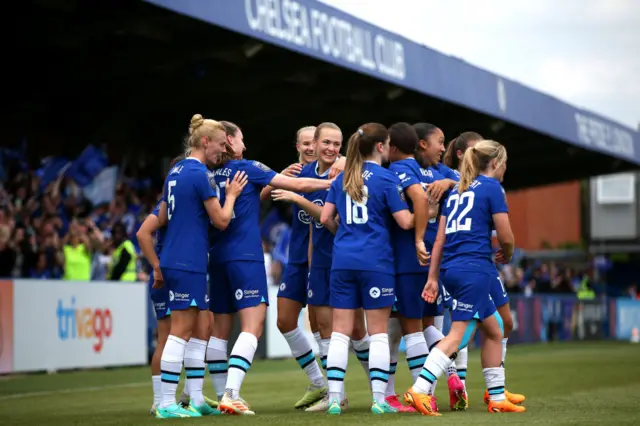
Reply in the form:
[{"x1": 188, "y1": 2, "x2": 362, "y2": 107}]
[
  {"x1": 458, "y1": 147, "x2": 480, "y2": 193},
  {"x1": 458, "y1": 140, "x2": 507, "y2": 193},
  {"x1": 343, "y1": 131, "x2": 365, "y2": 202},
  {"x1": 342, "y1": 123, "x2": 389, "y2": 203}
]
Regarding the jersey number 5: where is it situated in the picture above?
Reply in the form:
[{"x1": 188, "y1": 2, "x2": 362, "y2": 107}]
[
  {"x1": 345, "y1": 185, "x2": 369, "y2": 224},
  {"x1": 167, "y1": 180, "x2": 177, "y2": 220},
  {"x1": 445, "y1": 192, "x2": 475, "y2": 234}
]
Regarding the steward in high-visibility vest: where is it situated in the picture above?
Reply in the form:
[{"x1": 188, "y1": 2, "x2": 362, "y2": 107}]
[
  {"x1": 576, "y1": 275, "x2": 595, "y2": 300},
  {"x1": 108, "y1": 222, "x2": 137, "y2": 281}
]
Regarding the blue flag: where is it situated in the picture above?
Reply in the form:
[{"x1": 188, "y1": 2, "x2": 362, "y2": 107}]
[
  {"x1": 67, "y1": 145, "x2": 108, "y2": 187},
  {"x1": 36, "y1": 157, "x2": 72, "y2": 190}
]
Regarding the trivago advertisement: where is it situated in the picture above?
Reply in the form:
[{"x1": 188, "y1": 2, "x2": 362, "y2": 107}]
[{"x1": 12, "y1": 280, "x2": 148, "y2": 372}]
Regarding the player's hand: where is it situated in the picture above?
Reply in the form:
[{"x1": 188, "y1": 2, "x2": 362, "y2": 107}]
[
  {"x1": 422, "y1": 279, "x2": 439, "y2": 303},
  {"x1": 226, "y1": 171, "x2": 248, "y2": 197},
  {"x1": 426, "y1": 179, "x2": 451, "y2": 203},
  {"x1": 271, "y1": 189, "x2": 297, "y2": 203},
  {"x1": 335, "y1": 214, "x2": 341, "y2": 224},
  {"x1": 416, "y1": 241, "x2": 430, "y2": 266},
  {"x1": 152, "y1": 266, "x2": 164, "y2": 289},
  {"x1": 495, "y1": 249, "x2": 509, "y2": 265},
  {"x1": 282, "y1": 163, "x2": 303, "y2": 177},
  {"x1": 328, "y1": 156, "x2": 346, "y2": 179}
]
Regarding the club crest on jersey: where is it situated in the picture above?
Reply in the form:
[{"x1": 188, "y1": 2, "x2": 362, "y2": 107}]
[
  {"x1": 207, "y1": 171, "x2": 216, "y2": 189},
  {"x1": 397, "y1": 185, "x2": 406, "y2": 202},
  {"x1": 252, "y1": 161, "x2": 272, "y2": 172}
]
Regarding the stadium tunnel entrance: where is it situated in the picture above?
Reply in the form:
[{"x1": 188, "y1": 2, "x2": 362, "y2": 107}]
[{"x1": 7, "y1": 0, "x2": 638, "y2": 190}]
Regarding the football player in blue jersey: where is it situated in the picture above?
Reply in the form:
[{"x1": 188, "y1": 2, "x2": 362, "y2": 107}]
[
  {"x1": 442, "y1": 132, "x2": 483, "y2": 180},
  {"x1": 319, "y1": 123, "x2": 415, "y2": 415},
  {"x1": 411, "y1": 123, "x2": 468, "y2": 410},
  {"x1": 269, "y1": 123, "x2": 339, "y2": 410},
  {"x1": 206, "y1": 122, "x2": 333, "y2": 415},
  {"x1": 404, "y1": 140, "x2": 525, "y2": 415},
  {"x1": 137, "y1": 154, "x2": 185, "y2": 415},
  {"x1": 385, "y1": 123, "x2": 441, "y2": 412},
  {"x1": 437, "y1": 131, "x2": 483, "y2": 396},
  {"x1": 442, "y1": 131, "x2": 524, "y2": 407},
  {"x1": 272, "y1": 123, "x2": 370, "y2": 413},
  {"x1": 153, "y1": 115, "x2": 248, "y2": 419}
]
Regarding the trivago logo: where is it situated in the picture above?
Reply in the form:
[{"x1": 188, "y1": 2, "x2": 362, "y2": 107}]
[{"x1": 56, "y1": 297, "x2": 113, "y2": 353}]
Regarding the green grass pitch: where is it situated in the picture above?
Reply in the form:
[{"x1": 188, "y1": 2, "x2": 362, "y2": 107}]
[{"x1": 2, "y1": 342, "x2": 640, "y2": 425}]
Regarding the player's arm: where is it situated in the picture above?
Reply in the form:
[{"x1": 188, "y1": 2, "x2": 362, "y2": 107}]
[
  {"x1": 308, "y1": 224, "x2": 313, "y2": 268},
  {"x1": 204, "y1": 171, "x2": 248, "y2": 230},
  {"x1": 427, "y1": 178, "x2": 456, "y2": 203},
  {"x1": 260, "y1": 163, "x2": 303, "y2": 201},
  {"x1": 319, "y1": 201, "x2": 339, "y2": 235},
  {"x1": 427, "y1": 215, "x2": 446, "y2": 282},
  {"x1": 405, "y1": 184, "x2": 428, "y2": 245},
  {"x1": 392, "y1": 210, "x2": 414, "y2": 230},
  {"x1": 269, "y1": 173, "x2": 331, "y2": 193},
  {"x1": 493, "y1": 214, "x2": 514, "y2": 263},
  {"x1": 136, "y1": 202, "x2": 167, "y2": 272},
  {"x1": 328, "y1": 156, "x2": 346, "y2": 179},
  {"x1": 490, "y1": 184, "x2": 514, "y2": 263},
  {"x1": 271, "y1": 190, "x2": 323, "y2": 221}
]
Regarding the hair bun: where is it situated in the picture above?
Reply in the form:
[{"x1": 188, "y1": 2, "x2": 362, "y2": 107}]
[{"x1": 189, "y1": 114, "x2": 205, "y2": 135}]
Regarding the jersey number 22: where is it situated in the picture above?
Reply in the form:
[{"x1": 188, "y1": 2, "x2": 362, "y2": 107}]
[{"x1": 445, "y1": 192, "x2": 475, "y2": 234}]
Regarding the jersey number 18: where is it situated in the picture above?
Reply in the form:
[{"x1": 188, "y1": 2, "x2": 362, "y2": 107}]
[{"x1": 345, "y1": 185, "x2": 369, "y2": 225}]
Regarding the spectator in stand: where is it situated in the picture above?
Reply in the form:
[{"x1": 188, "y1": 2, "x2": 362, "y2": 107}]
[
  {"x1": 29, "y1": 251, "x2": 55, "y2": 279},
  {"x1": 107, "y1": 222, "x2": 137, "y2": 282},
  {"x1": 61, "y1": 218, "x2": 103, "y2": 281}
]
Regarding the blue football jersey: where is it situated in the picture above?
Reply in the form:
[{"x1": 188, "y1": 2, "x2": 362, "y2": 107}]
[
  {"x1": 435, "y1": 163, "x2": 460, "y2": 181},
  {"x1": 388, "y1": 158, "x2": 441, "y2": 274},
  {"x1": 287, "y1": 163, "x2": 315, "y2": 265},
  {"x1": 328, "y1": 161, "x2": 408, "y2": 274},
  {"x1": 441, "y1": 175, "x2": 508, "y2": 270},
  {"x1": 209, "y1": 159, "x2": 277, "y2": 264},
  {"x1": 151, "y1": 199, "x2": 166, "y2": 256},
  {"x1": 305, "y1": 161, "x2": 333, "y2": 269},
  {"x1": 160, "y1": 158, "x2": 217, "y2": 273}
]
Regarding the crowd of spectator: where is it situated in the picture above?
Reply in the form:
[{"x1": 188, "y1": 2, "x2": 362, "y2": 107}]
[
  {"x1": 0, "y1": 151, "x2": 593, "y2": 298},
  {"x1": 0, "y1": 162, "x2": 161, "y2": 281}
]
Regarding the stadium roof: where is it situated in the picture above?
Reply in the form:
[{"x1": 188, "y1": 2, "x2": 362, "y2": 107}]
[
  {"x1": 145, "y1": 0, "x2": 640, "y2": 165},
  {"x1": 9, "y1": 0, "x2": 640, "y2": 190}
]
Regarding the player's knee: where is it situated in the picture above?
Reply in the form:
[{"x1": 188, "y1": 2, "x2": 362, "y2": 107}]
[{"x1": 277, "y1": 315, "x2": 297, "y2": 334}]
